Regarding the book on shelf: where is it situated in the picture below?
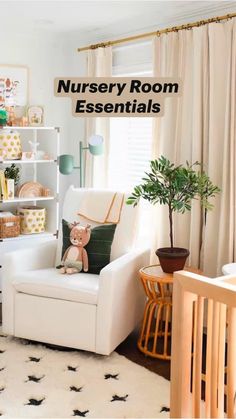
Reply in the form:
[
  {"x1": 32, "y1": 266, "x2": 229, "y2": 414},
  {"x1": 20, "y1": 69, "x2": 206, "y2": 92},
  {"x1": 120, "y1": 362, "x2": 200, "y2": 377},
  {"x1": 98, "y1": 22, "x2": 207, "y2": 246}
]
[{"x1": 0, "y1": 170, "x2": 7, "y2": 200}]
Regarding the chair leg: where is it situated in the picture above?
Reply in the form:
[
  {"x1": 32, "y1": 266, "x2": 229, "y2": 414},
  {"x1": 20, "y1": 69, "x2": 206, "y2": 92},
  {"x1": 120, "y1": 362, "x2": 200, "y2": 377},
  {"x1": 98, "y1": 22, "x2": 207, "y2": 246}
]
[
  {"x1": 138, "y1": 299, "x2": 153, "y2": 347},
  {"x1": 144, "y1": 302, "x2": 156, "y2": 350},
  {"x1": 152, "y1": 302, "x2": 163, "y2": 354}
]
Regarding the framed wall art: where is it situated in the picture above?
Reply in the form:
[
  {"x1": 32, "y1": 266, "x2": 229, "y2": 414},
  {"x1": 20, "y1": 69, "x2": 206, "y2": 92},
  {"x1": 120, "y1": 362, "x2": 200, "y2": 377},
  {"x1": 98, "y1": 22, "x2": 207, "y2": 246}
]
[
  {"x1": 0, "y1": 64, "x2": 29, "y2": 119},
  {"x1": 27, "y1": 105, "x2": 44, "y2": 126}
]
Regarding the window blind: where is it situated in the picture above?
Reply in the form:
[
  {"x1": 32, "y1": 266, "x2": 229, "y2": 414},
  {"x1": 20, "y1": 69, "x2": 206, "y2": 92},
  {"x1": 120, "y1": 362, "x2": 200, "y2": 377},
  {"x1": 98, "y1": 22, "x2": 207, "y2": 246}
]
[{"x1": 108, "y1": 116, "x2": 153, "y2": 191}]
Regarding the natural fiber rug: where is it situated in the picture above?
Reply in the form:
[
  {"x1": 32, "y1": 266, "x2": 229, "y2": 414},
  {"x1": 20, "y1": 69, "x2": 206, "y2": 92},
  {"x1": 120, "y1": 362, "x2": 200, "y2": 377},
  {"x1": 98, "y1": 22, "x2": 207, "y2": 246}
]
[{"x1": 0, "y1": 333, "x2": 170, "y2": 418}]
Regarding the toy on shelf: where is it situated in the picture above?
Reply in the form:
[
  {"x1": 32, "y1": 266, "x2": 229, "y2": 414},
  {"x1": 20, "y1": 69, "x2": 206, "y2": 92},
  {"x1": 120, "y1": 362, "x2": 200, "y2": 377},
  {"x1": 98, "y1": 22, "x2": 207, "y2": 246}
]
[
  {"x1": 21, "y1": 151, "x2": 35, "y2": 161},
  {"x1": 6, "y1": 107, "x2": 28, "y2": 127},
  {"x1": 0, "y1": 109, "x2": 8, "y2": 127},
  {"x1": 43, "y1": 153, "x2": 51, "y2": 160},
  {"x1": 28, "y1": 140, "x2": 46, "y2": 160}
]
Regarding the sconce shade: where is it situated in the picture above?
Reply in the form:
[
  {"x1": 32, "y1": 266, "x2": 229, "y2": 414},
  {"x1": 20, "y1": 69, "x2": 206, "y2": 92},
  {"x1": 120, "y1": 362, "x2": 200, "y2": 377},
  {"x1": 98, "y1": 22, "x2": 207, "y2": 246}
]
[
  {"x1": 59, "y1": 135, "x2": 104, "y2": 184},
  {"x1": 88, "y1": 134, "x2": 104, "y2": 156},
  {"x1": 59, "y1": 154, "x2": 74, "y2": 175}
]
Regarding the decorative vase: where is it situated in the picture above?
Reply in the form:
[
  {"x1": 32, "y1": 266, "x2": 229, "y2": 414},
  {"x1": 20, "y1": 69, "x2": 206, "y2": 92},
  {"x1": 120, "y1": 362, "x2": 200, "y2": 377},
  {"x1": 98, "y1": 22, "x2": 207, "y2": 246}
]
[{"x1": 156, "y1": 247, "x2": 190, "y2": 273}]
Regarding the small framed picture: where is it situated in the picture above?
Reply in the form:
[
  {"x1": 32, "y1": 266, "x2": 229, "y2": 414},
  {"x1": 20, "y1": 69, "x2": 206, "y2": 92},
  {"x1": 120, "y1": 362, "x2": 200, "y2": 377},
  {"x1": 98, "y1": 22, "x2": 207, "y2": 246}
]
[{"x1": 27, "y1": 106, "x2": 44, "y2": 126}]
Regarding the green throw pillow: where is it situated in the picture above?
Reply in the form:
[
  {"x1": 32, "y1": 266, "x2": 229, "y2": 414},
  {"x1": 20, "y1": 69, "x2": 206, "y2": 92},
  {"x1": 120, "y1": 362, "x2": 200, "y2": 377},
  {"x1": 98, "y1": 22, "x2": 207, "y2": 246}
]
[{"x1": 61, "y1": 219, "x2": 116, "y2": 274}]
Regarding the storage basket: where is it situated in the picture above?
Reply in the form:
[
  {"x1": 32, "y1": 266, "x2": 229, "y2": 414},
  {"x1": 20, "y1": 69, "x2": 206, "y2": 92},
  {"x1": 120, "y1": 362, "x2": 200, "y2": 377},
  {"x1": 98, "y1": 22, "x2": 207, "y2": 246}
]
[
  {"x1": 0, "y1": 212, "x2": 20, "y2": 238},
  {"x1": 18, "y1": 206, "x2": 46, "y2": 234},
  {"x1": 0, "y1": 129, "x2": 22, "y2": 160}
]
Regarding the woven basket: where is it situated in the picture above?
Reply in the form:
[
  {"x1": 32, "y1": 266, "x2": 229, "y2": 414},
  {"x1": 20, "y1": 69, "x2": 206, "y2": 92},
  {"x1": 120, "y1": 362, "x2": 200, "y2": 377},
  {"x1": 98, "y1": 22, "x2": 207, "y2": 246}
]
[
  {"x1": 0, "y1": 213, "x2": 20, "y2": 238},
  {"x1": 0, "y1": 129, "x2": 22, "y2": 160},
  {"x1": 19, "y1": 206, "x2": 46, "y2": 234}
]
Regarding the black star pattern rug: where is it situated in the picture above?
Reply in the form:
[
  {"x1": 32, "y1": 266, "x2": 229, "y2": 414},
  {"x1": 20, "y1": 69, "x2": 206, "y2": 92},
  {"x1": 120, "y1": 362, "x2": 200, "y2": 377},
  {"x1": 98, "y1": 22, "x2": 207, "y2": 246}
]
[{"x1": 0, "y1": 333, "x2": 170, "y2": 417}]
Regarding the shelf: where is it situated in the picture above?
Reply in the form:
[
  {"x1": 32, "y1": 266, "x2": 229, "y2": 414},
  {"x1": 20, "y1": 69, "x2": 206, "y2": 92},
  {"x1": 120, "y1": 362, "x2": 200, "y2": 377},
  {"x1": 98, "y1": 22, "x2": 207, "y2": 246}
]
[
  {"x1": 0, "y1": 159, "x2": 56, "y2": 164},
  {"x1": 0, "y1": 126, "x2": 58, "y2": 131},
  {"x1": 1, "y1": 196, "x2": 55, "y2": 204},
  {"x1": 0, "y1": 231, "x2": 57, "y2": 242}
]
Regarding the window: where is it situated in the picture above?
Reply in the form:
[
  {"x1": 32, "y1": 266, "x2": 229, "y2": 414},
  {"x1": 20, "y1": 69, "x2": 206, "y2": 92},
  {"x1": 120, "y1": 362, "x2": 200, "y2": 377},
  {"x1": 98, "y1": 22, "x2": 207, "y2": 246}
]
[
  {"x1": 109, "y1": 43, "x2": 153, "y2": 190},
  {"x1": 108, "y1": 43, "x2": 153, "y2": 246},
  {"x1": 108, "y1": 116, "x2": 153, "y2": 191}
]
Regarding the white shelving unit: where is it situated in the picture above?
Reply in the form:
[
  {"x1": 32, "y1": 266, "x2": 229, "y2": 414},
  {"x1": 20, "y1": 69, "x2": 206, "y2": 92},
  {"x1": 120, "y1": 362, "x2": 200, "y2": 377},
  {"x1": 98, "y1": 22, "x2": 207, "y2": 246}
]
[
  {"x1": 0, "y1": 126, "x2": 60, "y2": 299},
  {"x1": 1, "y1": 196, "x2": 55, "y2": 203},
  {"x1": 1, "y1": 159, "x2": 56, "y2": 164}
]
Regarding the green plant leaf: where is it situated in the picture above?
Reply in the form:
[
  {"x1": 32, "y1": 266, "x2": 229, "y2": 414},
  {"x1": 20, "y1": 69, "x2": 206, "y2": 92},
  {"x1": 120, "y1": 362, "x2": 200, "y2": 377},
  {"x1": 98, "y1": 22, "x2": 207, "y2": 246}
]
[{"x1": 127, "y1": 156, "x2": 220, "y2": 248}]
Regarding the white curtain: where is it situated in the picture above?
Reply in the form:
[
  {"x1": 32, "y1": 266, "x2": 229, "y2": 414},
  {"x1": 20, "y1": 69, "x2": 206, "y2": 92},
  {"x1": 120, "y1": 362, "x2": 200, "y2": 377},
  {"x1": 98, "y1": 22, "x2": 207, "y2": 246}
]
[
  {"x1": 152, "y1": 18, "x2": 236, "y2": 276},
  {"x1": 85, "y1": 46, "x2": 112, "y2": 188}
]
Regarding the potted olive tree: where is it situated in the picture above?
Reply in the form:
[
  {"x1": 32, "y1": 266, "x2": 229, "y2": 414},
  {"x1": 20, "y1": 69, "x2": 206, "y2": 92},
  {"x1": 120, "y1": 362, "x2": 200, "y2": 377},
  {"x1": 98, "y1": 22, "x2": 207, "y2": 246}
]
[{"x1": 127, "y1": 156, "x2": 220, "y2": 273}]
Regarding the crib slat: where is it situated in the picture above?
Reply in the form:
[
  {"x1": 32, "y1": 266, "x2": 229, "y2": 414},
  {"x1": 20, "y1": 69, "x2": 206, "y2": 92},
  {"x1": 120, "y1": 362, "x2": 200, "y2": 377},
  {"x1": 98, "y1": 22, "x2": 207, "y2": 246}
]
[
  {"x1": 227, "y1": 307, "x2": 236, "y2": 418},
  {"x1": 211, "y1": 302, "x2": 220, "y2": 418},
  {"x1": 205, "y1": 299, "x2": 213, "y2": 418},
  {"x1": 192, "y1": 296, "x2": 204, "y2": 418},
  {"x1": 170, "y1": 270, "x2": 236, "y2": 419},
  {"x1": 170, "y1": 277, "x2": 194, "y2": 418},
  {"x1": 217, "y1": 303, "x2": 226, "y2": 417}
]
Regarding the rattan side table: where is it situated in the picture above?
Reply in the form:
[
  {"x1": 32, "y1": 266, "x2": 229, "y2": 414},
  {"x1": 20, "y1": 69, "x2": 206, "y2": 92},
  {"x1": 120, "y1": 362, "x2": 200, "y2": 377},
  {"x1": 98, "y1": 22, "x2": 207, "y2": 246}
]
[{"x1": 138, "y1": 265, "x2": 200, "y2": 360}]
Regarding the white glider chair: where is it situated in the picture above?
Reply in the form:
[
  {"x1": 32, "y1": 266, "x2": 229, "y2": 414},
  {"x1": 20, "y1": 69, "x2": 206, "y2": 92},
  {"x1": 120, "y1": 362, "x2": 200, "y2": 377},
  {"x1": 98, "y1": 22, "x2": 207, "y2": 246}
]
[{"x1": 2, "y1": 187, "x2": 149, "y2": 355}]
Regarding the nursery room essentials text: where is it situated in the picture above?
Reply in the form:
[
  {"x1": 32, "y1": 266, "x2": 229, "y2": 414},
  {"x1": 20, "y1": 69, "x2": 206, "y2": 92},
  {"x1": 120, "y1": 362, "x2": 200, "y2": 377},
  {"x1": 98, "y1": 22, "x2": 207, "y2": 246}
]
[{"x1": 54, "y1": 77, "x2": 182, "y2": 117}]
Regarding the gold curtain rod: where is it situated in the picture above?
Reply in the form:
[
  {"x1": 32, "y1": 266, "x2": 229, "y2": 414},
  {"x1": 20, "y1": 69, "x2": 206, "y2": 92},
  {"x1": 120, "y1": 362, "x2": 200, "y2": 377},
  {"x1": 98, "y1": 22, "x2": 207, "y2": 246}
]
[{"x1": 77, "y1": 12, "x2": 236, "y2": 52}]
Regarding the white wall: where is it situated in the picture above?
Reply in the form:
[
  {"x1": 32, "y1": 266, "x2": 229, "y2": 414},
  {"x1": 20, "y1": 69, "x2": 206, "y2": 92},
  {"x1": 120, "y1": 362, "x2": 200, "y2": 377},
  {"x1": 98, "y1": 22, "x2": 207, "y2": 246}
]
[
  {"x1": 0, "y1": 27, "x2": 153, "y2": 194},
  {"x1": 62, "y1": 32, "x2": 88, "y2": 188},
  {"x1": 0, "y1": 30, "x2": 85, "y2": 195},
  {"x1": 2, "y1": 32, "x2": 66, "y2": 125}
]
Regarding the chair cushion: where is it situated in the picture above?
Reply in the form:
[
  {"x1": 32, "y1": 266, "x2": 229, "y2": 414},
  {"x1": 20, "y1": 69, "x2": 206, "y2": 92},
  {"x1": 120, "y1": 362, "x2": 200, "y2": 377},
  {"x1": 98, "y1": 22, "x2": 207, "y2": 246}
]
[
  {"x1": 55, "y1": 187, "x2": 138, "y2": 266},
  {"x1": 12, "y1": 268, "x2": 99, "y2": 305},
  {"x1": 61, "y1": 220, "x2": 116, "y2": 274}
]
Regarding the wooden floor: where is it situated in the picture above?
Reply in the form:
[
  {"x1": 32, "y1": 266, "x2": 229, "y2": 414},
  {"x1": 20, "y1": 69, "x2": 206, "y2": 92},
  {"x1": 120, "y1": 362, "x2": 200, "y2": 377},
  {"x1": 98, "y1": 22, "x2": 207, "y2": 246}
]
[
  {"x1": 0, "y1": 305, "x2": 170, "y2": 381},
  {"x1": 116, "y1": 325, "x2": 170, "y2": 381}
]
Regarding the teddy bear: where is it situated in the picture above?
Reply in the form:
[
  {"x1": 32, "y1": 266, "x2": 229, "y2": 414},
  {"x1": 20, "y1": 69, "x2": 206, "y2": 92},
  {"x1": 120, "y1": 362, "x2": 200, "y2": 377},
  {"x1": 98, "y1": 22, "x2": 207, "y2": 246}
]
[{"x1": 60, "y1": 221, "x2": 91, "y2": 274}]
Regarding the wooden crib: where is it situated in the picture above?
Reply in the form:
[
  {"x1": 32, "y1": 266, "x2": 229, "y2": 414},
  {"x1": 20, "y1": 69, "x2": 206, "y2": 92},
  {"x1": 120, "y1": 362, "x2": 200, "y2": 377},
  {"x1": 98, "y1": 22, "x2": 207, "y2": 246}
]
[{"x1": 170, "y1": 270, "x2": 236, "y2": 418}]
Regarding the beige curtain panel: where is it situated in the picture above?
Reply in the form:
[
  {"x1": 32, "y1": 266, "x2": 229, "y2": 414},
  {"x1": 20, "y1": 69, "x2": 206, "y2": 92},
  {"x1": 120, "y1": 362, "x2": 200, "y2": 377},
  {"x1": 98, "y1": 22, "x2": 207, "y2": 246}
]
[
  {"x1": 152, "y1": 18, "x2": 236, "y2": 276},
  {"x1": 85, "y1": 46, "x2": 112, "y2": 188}
]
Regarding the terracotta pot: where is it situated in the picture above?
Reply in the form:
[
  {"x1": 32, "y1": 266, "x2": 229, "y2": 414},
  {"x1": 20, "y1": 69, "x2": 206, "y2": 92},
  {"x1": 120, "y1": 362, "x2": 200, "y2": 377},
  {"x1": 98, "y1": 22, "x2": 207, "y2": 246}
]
[{"x1": 155, "y1": 247, "x2": 190, "y2": 273}]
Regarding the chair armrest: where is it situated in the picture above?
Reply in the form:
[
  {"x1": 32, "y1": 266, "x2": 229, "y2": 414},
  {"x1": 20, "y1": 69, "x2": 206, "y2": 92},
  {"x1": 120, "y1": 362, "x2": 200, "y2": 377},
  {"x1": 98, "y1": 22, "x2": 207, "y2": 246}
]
[
  {"x1": 100, "y1": 248, "x2": 149, "y2": 276},
  {"x1": 3, "y1": 240, "x2": 57, "y2": 280},
  {"x1": 96, "y1": 247, "x2": 150, "y2": 355}
]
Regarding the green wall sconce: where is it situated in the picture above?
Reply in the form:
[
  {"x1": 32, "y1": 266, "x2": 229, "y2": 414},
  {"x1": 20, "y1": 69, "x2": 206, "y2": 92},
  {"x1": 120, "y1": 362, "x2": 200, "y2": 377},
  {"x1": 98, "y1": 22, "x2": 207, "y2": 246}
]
[{"x1": 59, "y1": 135, "x2": 104, "y2": 187}]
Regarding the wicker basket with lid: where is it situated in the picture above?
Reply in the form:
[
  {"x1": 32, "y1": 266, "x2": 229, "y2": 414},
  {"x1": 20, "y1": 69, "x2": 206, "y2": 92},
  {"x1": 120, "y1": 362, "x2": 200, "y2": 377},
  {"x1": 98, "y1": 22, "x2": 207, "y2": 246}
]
[{"x1": 0, "y1": 211, "x2": 20, "y2": 238}]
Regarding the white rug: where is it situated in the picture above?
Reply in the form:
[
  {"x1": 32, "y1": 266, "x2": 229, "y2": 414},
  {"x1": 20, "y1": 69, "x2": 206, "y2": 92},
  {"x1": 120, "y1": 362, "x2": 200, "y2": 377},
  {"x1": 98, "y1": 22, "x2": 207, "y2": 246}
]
[{"x1": 0, "y1": 333, "x2": 170, "y2": 418}]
